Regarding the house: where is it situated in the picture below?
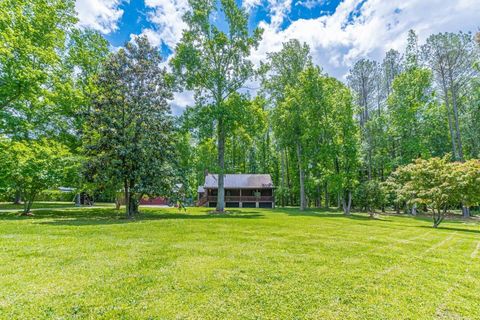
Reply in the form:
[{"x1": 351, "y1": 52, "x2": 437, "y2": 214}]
[
  {"x1": 197, "y1": 174, "x2": 275, "y2": 208},
  {"x1": 139, "y1": 183, "x2": 184, "y2": 206}
]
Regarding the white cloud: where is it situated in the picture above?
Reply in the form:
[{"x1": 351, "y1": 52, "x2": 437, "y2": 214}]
[
  {"x1": 296, "y1": 0, "x2": 324, "y2": 10},
  {"x1": 125, "y1": 0, "x2": 480, "y2": 113},
  {"x1": 142, "y1": 0, "x2": 190, "y2": 49},
  {"x1": 75, "y1": 0, "x2": 124, "y2": 34},
  {"x1": 252, "y1": 0, "x2": 480, "y2": 78},
  {"x1": 171, "y1": 90, "x2": 195, "y2": 116},
  {"x1": 243, "y1": 0, "x2": 264, "y2": 12}
]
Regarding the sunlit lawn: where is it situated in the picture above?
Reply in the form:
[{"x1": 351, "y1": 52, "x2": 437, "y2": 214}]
[
  {"x1": 0, "y1": 206, "x2": 479, "y2": 319},
  {"x1": 0, "y1": 201, "x2": 114, "y2": 211}
]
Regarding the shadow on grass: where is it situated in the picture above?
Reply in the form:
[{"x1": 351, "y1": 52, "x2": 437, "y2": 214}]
[
  {"x1": 276, "y1": 207, "x2": 391, "y2": 222},
  {"x1": 0, "y1": 208, "x2": 264, "y2": 226},
  {"x1": 417, "y1": 225, "x2": 480, "y2": 234}
]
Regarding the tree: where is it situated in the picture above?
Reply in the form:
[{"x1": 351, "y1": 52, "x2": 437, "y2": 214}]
[
  {"x1": 171, "y1": 0, "x2": 262, "y2": 212},
  {"x1": 453, "y1": 159, "x2": 480, "y2": 217},
  {"x1": 325, "y1": 78, "x2": 360, "y2": 215},
  {"x1": 354, "y1": 180, "x2": 385, "y2": 217},
  {"x1": 422, "y1": 32, "x2": 478, "y2": 161},
  {"x1": 405, "y1": 29, "x2": 420, "y2": 70},
  {"x1": 85, "y1": 37, "x2": 176, "y2": 217},
  {"x1": 347, "y1": 59, "x2": 379, "y2": 180},
  {"x1": 387, "y1": 156, "x2": 460, "y2": 228},
  {"x1": 261, "y1": 39, "x2": 312, "y2": 102},
  {"x1": 0, "y1": 0, "x2": 76, "y2": 136},
  {"x1": 272, "y1": 66, "x2": 327, "y2": 210},
  {"x1": 262, "y1": 39, "x2": 312, "y2": 207},
  {"x1": 0, "y1": 138, "x2": 73, "y2": 214},
  {"x1": 387, "y1": 67, "x2": 433, "y2": 166},
  {"x1": 381, "y1": 49, "x2": 403, "y2": 97}
]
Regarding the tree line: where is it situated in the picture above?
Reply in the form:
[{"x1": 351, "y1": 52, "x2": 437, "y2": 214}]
[{"x1": 1, "y1": 0, "x2": 479, "y2": 226}]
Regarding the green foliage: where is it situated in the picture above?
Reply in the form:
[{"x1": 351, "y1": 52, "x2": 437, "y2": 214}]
[
  {"x1": 387, "y1": 67, "x2": 433, "y2": 165},
  {"x1": 386, "y1": 156, "x2": 480, "y2": 227},
  {"x1": 0, "y1": 138, "x2": 74, "y2": 213},
  {"x1": 0, "y1": 0, "x2": 77, "y2": 137},
  {"x1": 35, "y1": 190, "x2": 76, "y2": 202},
  {"x1": 353, "y1": 180, "x2": 385, "y2": 214},
  {"x1": 85, "y1": 36, "x2": 176, "y2": 217},
  {"x1": 171, "y1": 0, "x2": 262, "y2": 212}
]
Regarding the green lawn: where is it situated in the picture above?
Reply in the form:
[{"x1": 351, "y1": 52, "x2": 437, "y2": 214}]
[
  {"x1": 0, "y1": 201, "x2": 114, "y2": 211},
  {"x1": 0, "y1": 207, "x2": 479, "y2": 319}
]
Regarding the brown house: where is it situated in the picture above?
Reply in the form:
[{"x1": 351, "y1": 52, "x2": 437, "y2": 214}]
[{"x1": 197, "y1": 174, "x2": 275, "y2": 208}]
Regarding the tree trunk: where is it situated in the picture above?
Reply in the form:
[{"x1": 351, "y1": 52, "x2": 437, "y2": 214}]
[
  {"x1": 316, "y1": 185, "x2": 322, "y2": 208},
  {"x1": 285, "y1": 148, "x2": 292, "y2": 206},
  {"x1": 115, "y1": 196, "x2": 121, "y2": 210},
  {"x1": 13, "y1": 190, "x2": 22, "y2": 205},
  {"x1": 342, "y1": 190, "x2": 352, "y2": 215},
  {"x1": 128, "y1": 196, "x2": 138, "y2": 216},
  {"x1": 216, "y1": 118, "x2": 225, "y2": 212},
  {"x1": 22, "y1": 191, "x2": 36, "y2": 215},
  {"x1": 296, "y1": 142, "x2": 306, "y2": 211},
  {"x1": 449, "y1": 72, "x2": 464, "y2": 161},
  {"x1": 441, "y1": 78, "x2": 459, "y2": 160},
  {"x1": 280, "y1": 148, "x2": 286, "y2": 207},
  {"x1": 411, "y1": 203, "x2": 417, "y2": 216},
  {"x1": 324, "y1": 182, "x2": 329, "y2": 208},
  {"x1": 462, "y1": 205, "x2": 470, "y2": 218},
  {"x1": 432, "y1": 208, "x2": 446, "y2": 228},
  {"x1": 124, "y1": 179, "x2": 131, "y2": 217}
]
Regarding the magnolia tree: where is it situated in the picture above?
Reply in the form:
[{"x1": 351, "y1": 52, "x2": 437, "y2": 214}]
[
  {"x1": 85, "y1": 36, "x2": 176, "y2": 218},
  {"x1": 0, "y1": 138, "x2": 73, "y2": 214},
  {"x1": 385, "y1": 156, "x2": 480, "y2": 227}
]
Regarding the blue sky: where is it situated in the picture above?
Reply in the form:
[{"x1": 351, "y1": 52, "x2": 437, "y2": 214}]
[
  {"x1": 75, "y1": 0, "x2": 479, "y2": 113},
  {"x1": 103, "y1": 0, "x2": 344, "y2": 48}
]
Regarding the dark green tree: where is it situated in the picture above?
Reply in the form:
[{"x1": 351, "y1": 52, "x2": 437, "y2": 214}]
[{"x1": 85, "y1": 37, "x2": 176, "y2": 217}]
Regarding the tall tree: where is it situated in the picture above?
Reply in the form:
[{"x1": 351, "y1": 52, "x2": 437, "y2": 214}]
[
  {"x1": 381, "y1": 49, "x2": 403, "y2": 98},
  {"x1": 85, "y1": 37, "x2": 176, "y2": 217},
  {"x1": 347, "y1": 59, "x2": 379, "y2": 180},
  {"x1": 171, "y1": 0, "x2": 262, "y2": 212},
  {"x1": 387, "y1": 67, "x2": 433, "y2": 166},
  {"x1": 262, "y1": 39, "x2": 312, "y2": 206},
  {"x1": 422, "y1": 32, "x2": 478, "y2": 161},
  {"x1": 272, "y1": 66, "x2": 328, "y2": 210}
]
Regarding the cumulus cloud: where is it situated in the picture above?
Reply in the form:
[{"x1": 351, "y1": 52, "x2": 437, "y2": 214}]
[
  {"x1": 123, "y1": 0, "x2": 480, "y2": 112},
  {"x1": 75, "y1": 0, "x2": 124, "y2": 34},
  {"x1": 141, "y1": 0, "x2": 190, "y2": 49},
  {"x1": 252, "y1": 0, "x2": 480, "y2": 78},
  {"x1": 171, "y1": 90, "x2": 195, "y2": 116}
]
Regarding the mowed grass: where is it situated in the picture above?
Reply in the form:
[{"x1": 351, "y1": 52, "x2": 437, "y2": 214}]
[
  {"x1": 0, "y1": 207, "x2": 479, "y2": 319},
  {"x1": 0, "y1": 201, "x2": 114, "y2": 211}
]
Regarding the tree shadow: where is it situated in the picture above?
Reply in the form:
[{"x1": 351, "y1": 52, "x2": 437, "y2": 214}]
[
  {"x1": 0, "y1": 208, "x2": 264, "y2": 226},
  {"x1": 417, "y1": 225, "x2": 480, "y2": 234},
  {"x1": 382, "y1": 213, "x2": 480, "y2": 227},
  {"x1": 276, "y1": 207, "x2": 391, "y2": 222}
]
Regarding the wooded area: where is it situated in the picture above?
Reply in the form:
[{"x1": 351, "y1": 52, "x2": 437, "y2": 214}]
[{"x1": 1, "y1": 0, "x2": 479, "y2": 227}]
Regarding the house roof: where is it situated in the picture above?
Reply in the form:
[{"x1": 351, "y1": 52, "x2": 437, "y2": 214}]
[
  {"x1": 204, "y1": 174, "x2": 274, "y2": 189},
  {"x1": 197, "y1": 186, "x2": 205, "y2": 193}
]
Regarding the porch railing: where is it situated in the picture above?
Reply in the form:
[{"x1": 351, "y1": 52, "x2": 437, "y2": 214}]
[{"x1": 205, "y1": 196, "x2": 274, "y2": 202}]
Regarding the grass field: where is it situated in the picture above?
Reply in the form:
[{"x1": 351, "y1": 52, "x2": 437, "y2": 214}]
[
  {"x1": 0, "y1": 207, "x2": 479, "y2": 319},
  {"x1": 0, "y1": 201, "x2": 114, "y2": 211}
]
